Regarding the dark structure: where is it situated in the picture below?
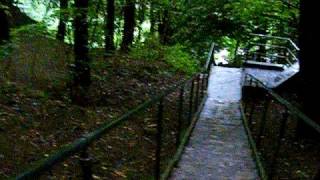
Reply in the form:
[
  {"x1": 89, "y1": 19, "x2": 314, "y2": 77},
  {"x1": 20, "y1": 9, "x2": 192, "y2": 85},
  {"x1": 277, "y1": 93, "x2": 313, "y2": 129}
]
[{"x1": 297, "y1": 0, "x2": 320, "y2": 134}]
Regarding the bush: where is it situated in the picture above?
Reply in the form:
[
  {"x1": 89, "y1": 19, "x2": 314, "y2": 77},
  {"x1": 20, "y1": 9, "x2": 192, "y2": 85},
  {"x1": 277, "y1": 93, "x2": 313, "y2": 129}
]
[
  {"x1": 164, "y1": 44, "x2": 199, "y2": 75},
  {"x1": 130, "y1": 36, "x2": 163, "y2": 61},
  {"x1": 130, "y1": 37, "x2": 199, "y2": 75},
  {"x1": 0, "y1": 24, "x2": 72, "y2": 90}
]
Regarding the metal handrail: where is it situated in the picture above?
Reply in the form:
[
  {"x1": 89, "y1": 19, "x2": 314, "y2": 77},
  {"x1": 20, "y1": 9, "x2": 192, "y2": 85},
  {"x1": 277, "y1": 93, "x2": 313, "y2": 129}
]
[
  {"x1": 248, "y1": 42, "x2": 299, "y2": 62},
  {"x1": 250, "y1": 33, "x2": 300, "y2": 51},
  {"x1": 205, "y1": 42, "x2": 215, "y2": 70},
  {"x1": 15, "y1": 44, "x2": 214, "y2": 180},
  {"x1": 245, "y1": 73, "x2": 320, "y2": 133},
  {"x1": 244, "y1": 34, "x2": 300, "y2": 66},
  {"x1": 242, "y1": 73, "x2": 320, "y2": 179}
]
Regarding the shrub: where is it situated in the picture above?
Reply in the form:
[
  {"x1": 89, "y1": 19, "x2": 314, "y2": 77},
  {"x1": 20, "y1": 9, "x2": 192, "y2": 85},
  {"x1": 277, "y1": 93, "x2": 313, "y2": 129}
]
[
  {"x1": 164, "y1": 44, "x2": 199, "y2": 75},
  {"x1": 130, "y1": 37, "x2": 199, "y2": 75},
  {"x1": 130, "y1": 36, "x2": 163, "y2": 61}
]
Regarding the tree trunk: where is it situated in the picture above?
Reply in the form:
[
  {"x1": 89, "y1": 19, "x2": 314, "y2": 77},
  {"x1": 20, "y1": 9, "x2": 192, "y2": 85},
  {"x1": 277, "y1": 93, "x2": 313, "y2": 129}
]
[
  {"x1": 56, "y1": 0, "x2": 68, "y2": 41},
  {"x1": 0, "y1": 6, "x2": 10, "y2": 43},
  {"x1": 158, "y1": 8, "x2": 170, "y2": 44},
  {"x1": 296, "y1": 0, "x2": 320, "y2": 137},
  {"x1": 120, "y1": 0, "x2": 135, "y2": 52},
  {"x1": 105, "y1": 0, "x2": 115, "y2": 55},
  {"x1": 72, "y1": 0, "x2": 91, "y2": 105},
  {"x1": 137, "y1": 1, "x2": 146, "y2": 42},
  {"x1": 149, "y1": 1, "x2": 156, "y2": 33}
]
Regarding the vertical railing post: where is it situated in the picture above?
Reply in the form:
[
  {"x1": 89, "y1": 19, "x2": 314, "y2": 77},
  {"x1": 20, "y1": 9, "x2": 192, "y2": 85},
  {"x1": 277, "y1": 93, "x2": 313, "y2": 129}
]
[
  {"x1": 188, "y1": 79, "x2": 195, "y2": 123},
  {"x1": 269, "y1": 108, "x2": 289, "y2": 177},
  {"x1": 176, "y1": 87, "x2": 184, "y2": 147},
  {"x1": 256, "y1": 95, "x2": 271, "y2": 148},
  {"x1": 247, "y1": 100, "x2": 256, "y2": 126},
  {"x1": 207, "y1": 73, "x2": 210, "y2": 88},
  {"x1": 79, "y1": 148, "x2": 93, "y2": 180},
  {"x1": 249, "y1": 77, "x2": 253, "y2": 87},
  {"x1": 194, "y1": 75, "x2": 200, "y2": 111},
  {"x1": 155, "y1": 98, "x2": 164, "y2": 180},
  {"x1": 200, "y1": 74, "x2": 205, "y2": 99}
]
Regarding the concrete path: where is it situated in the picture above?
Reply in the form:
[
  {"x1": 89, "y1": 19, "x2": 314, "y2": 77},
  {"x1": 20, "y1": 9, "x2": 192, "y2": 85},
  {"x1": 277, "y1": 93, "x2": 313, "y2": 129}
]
[{"x1": 170, "y1": 67, "x2": 259, "y2": 180}]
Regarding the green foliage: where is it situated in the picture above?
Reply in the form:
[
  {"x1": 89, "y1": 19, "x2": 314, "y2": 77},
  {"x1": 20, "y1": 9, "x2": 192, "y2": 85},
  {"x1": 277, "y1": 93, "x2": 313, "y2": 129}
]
[
  {"x1": 0, "y1": 42, "x2": 15, "y2": 60},
  {"x1": 11, "y1": 23, "x2": 55, "y2": 39},
  {"x1": 0, "y1": 24, "x2": 72, "y2": 91},
  {"x1": 163, "y1": 44, "x2": 199, "y2": 75},
  {"x1": 130, "y1": 37, "x2": 199, "y2": 75},
  {"x1": 130, "y1": 36, "x2": 163, "y2": 61}
]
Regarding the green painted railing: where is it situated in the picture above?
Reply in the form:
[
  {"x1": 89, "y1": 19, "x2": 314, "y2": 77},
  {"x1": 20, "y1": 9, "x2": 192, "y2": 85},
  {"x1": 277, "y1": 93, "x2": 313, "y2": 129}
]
[
  {"x1": 242, "y1": 73, "x2": 320, "y2": 179},
  {"x1": 14, "y1": 44, "x2": 215, "y2": 180}
]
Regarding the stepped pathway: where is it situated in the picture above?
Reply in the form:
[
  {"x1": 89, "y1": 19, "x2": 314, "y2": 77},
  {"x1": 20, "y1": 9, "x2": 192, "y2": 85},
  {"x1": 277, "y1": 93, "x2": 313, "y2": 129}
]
[{"x1": 171, "y1": 66, "x2": 259, "y2": 180}]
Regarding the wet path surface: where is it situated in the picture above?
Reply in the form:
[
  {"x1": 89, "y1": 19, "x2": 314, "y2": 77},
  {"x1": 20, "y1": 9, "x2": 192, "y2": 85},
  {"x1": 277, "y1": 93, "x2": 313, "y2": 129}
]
[{"x1": 171, "y1": 67, "x2": 259, "y2": 180}]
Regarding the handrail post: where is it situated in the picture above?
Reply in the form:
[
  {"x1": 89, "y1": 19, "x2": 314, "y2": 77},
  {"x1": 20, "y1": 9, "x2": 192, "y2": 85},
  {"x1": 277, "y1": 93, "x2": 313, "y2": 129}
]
[
  {"x1": 206, "y1": 72, "x2": 211, "y2": 91},
  {"x1": 79, "y1": 148, "x2": 93, "y2": 180},
  {"x1": 256, "y1": 95, "x2": 271, "y2": 148},
  {"x1": 247, "y1": 90, "x2": 256, "y2": 126},
  {"x1": 200, "y1": 74, "x2": 205, "y2": 99},
  {"x1": 269, "y1": 108, "x2": 289, "y2": 178},
  {"x1": 176, "y1": 87, "x2": 184, "y2": 147},
  {"x1": 188, "y1": 79, "x2": 195, "y2": 123},
  {"x1": 194, "y1": 75, "x2": 200, "y2": 111},
  {"x1": 155, "y1": 98, "x2": 164, "y2": 180}
]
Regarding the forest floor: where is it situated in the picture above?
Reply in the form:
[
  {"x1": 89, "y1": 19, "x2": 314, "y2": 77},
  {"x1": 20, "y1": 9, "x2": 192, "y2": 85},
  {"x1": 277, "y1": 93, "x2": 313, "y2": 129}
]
[{"x1": 0, "y1": 35, "x2": 190, "y2": 178}]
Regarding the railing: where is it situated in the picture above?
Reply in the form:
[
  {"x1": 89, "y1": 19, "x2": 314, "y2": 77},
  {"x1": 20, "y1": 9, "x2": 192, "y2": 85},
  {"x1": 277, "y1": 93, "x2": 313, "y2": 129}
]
[
  {"x1": 242, "y1": 34, "x2": 300, "y2": 68},
  {"x1": 241, "y1": 73, "x2": 320, "y2": 179},
  {"x1": 14, "y1": 45, "x2": 215, "y2": 180},
  {"x1": 206, "y1": 42, "x2": 216, "y2": 68}
]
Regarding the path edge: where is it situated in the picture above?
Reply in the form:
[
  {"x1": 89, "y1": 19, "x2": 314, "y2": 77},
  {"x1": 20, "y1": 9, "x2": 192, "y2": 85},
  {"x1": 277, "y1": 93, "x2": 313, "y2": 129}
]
[
  {"x1": 161, "y1": 94, "x2": 208, "y2": 180},
  {"x1": 240, "y1": 103, "x2": 268, "y2": 180}
]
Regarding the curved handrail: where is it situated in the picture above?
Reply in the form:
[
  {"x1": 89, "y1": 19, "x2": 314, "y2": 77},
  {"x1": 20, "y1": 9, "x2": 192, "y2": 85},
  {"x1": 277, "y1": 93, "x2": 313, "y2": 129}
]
[
  {"x1": 250, "y1": 33, "x2": 300, "y2": 51},
  {"x1": 249, "y1": 43, "x2": 298, "y2": 60},
  {"x1": 245, "y1": 34, "x2": 300, "y2": 66}
]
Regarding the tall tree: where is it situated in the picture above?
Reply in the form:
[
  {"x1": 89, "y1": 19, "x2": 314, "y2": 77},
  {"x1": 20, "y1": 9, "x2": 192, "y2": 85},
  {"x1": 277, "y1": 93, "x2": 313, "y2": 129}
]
[
  {"x1": 149, "y1": 0, "x2": 156, "y2": 33},
  {"x1": 158, "y1": 8, "x2": 170, "y2": 44},
  {"x1": 120, "y1": 0, "x2": 135, "y2": 52},
  {"x1": 137, "y1": 0, "x2": 146, "y2": 42},
  {"x1": 72, "y1": 0, "x2": 91, "y2": 105},
  {"x1": 56, "y1": 0, "x2": 68, "y2": 41},
  {"x1": 105, "y1": 0, "x2": 115, "y2": 55},
  {"x1": 297, "y1": 0, "x2": 320, "y2": 135},
  {"x1": 158, "y1": 0, "x2": 175, "y2": 45},
  {"x1": 0, "y1": 3, "x2": 10, "y2": 43}
]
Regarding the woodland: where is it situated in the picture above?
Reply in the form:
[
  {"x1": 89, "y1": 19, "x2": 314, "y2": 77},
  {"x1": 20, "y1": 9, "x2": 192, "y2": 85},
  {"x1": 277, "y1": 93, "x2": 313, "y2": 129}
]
[{"x1": 0, "y1": 0, "x2": 319, "y2": 179}]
